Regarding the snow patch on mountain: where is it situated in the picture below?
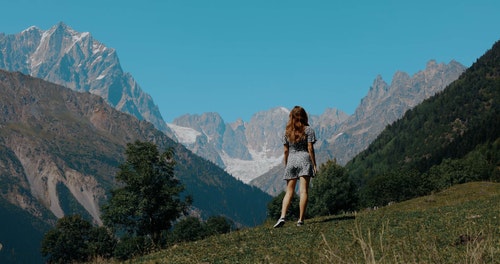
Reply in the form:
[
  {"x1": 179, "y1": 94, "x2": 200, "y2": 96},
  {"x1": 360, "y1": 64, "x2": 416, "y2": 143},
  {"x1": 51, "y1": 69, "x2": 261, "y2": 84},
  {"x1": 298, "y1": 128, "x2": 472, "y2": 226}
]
[
  {"x1": 66, "y1": 31, "x2": 89, "y2": 53},
  {"x1": 167, "y1": 123, "x2": 201, "y2": 145},
  {"x1": 22, "y1": 26, "x2": 39, "y2": 34},
  {"x1": 222, "y1": 149, "x2": 283, "y2": 183}
]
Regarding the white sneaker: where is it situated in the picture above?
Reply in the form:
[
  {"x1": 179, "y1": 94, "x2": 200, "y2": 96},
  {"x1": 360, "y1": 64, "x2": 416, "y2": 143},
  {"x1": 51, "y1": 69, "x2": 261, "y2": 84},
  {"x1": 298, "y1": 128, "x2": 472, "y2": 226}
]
[{"x1": 273, "y1": 218, "x2": 285, "y2": 228}]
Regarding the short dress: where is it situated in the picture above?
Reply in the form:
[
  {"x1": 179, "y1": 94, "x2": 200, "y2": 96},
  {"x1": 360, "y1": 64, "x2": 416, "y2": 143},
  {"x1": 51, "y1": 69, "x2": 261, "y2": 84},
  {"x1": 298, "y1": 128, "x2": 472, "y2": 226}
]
[{"x1": 282, "y1": 126, "x2": 317, "y2": 180}]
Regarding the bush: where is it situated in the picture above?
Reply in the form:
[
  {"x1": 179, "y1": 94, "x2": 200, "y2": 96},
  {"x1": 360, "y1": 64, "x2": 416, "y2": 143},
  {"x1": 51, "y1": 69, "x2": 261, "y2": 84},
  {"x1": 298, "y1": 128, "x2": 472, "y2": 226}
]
[
  {"x1": 88, "y1": 226, "x2": 116, "y2": 259},
  {"x1": 41, "y1": 215, "x2": 116, "y2": 263},
  {"x1": 172, "y1": 217, "x2": 206, "y2": 242},
  {"x1": 309, "y1": 160, "x2": 358, "y2": 215},
  {"x1": 113, "y1": 235, "x2": 153, "y2": 261},
  {"x1": 170, "y1": 215, "x2": 234, "y2": 244},
  {"x1": 205, "y1": 215, "x2": 233, "y2": 236}
]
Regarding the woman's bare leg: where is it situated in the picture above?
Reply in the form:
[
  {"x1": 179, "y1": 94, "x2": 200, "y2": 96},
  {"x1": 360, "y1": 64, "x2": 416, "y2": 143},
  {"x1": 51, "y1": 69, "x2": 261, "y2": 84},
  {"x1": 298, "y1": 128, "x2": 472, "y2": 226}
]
[
  {"x1": 298, "y1": 176, "x2": 311, "y2": 222},
  {"x1": 280, "y1": 179, "x2": 297, "y2": 219}
]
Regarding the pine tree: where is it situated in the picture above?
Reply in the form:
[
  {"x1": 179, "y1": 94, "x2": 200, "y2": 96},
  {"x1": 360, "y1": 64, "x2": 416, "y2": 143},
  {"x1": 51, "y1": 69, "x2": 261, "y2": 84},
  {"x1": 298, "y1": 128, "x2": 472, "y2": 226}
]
[{"x1": 101, "y1": 141, "x2": 191, "y2": 245}]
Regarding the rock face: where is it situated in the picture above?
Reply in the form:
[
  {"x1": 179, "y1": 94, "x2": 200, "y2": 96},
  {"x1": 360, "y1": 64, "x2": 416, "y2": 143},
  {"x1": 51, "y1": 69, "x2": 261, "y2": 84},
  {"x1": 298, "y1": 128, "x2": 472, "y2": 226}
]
[
  {"x1": 320, "y1": 60, "x2": 467, "y2": 165},
  {"x1": 171, "y1": 113, "x2": 228, "y2": 168},
  {"x1": 0, "y1": 22, "x2": 173, "y2": 138}
]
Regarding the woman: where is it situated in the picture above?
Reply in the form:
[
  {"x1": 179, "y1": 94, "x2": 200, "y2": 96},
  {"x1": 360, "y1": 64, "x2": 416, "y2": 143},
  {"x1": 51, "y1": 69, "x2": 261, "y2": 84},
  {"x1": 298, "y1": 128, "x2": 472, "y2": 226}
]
[{"x1": 274, "y1": 106, "x2": 317, "y2": 228}]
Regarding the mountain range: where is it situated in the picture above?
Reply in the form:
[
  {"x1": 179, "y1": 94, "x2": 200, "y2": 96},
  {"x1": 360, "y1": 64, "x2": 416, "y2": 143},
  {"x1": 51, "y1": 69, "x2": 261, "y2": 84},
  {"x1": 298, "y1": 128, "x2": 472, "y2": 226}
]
[
  {"x1": 1, "y1": 23, "x2": 467, "y2": 195},
  {"x1": 0, "y1": 23, "x2": 467, "y2": 196},
  {"x1": 0, "y1": 21, "x2": 491, "y2": 264},
  {"x1": 170, "y1": 60, "x2": 466, "y2": 195}
]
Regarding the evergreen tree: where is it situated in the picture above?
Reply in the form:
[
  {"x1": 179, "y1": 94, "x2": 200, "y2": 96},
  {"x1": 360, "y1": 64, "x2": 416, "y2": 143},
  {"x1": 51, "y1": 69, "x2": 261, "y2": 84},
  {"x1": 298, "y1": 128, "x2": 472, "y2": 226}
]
[{"x1": 101, "y1": 141, "x2": 191, "y2": 245}]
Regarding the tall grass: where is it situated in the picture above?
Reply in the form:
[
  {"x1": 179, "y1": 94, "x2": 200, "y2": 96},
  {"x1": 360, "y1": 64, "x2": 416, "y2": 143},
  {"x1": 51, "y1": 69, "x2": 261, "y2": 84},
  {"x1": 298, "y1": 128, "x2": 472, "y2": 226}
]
[
  {"x1": 101, "y1": 182, "x2": 499, "y2": 264},
  {"x1": 319, "y1": 218, "x2": 499, "y2": 264}
]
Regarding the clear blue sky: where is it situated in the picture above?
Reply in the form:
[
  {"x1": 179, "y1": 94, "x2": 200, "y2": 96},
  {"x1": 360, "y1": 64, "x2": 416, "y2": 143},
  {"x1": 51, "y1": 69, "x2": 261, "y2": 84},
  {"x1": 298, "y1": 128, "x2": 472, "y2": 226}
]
[{"x1": 2, "y1": 0, "x2": 499, "y2": 122}]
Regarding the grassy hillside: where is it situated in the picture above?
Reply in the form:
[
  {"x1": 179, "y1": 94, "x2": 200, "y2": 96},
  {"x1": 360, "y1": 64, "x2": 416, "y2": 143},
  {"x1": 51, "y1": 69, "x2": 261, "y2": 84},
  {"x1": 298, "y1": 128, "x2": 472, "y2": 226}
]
[{"x1": 99, "y1": 182, "x2": 500, "y2": 263}]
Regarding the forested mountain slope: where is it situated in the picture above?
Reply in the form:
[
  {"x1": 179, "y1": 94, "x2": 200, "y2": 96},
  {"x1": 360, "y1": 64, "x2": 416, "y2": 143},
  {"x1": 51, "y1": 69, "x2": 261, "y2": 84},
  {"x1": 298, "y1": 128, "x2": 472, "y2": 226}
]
[{"x1": 346, "y1": 40, "x2": 500, "y2": 206}]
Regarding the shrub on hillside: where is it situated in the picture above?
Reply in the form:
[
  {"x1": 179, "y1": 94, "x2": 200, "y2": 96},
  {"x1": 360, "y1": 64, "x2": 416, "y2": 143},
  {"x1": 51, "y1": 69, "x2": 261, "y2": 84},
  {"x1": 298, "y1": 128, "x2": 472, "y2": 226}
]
[
  {"x1": 205, "y1": 215, "x2": 234, "y2": 235},
  {"x1": 171, "y1": 215, "x2": 234, "y2": 243},
  {"x1": 41, "y1": 215, "x2": 116, "y2": 263},
  {"x1": 309, "y1": 160, "x2": 358, "y2": 216},
  {"x1": 113, "y1": 235, "x2": 154, "y2": 261}
]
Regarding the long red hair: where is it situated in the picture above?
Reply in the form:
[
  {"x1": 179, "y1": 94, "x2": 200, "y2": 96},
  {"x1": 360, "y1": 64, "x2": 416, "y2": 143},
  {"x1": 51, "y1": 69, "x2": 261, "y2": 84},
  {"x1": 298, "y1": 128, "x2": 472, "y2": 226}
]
[{"x1": 285, "y1": 106, "x2": 309, "y2": 143}]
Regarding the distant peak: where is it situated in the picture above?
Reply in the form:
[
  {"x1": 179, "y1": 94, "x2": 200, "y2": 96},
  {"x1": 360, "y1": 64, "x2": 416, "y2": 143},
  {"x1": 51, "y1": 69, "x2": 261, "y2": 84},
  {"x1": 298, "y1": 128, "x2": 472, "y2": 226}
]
[
  {"x1": 374, "y1": 74, "x2": 384, "y2": 81},
  {"x1": 231, "y1": 118, "x2": 245, "y2": 128},
  {"x1": 372, "y1": 74, "x2": 387, "y2": 86},
  {"x1": 448, "y1": 59, "x2": 466, "y2": 68},
  {"x1": 47, "y1": 22, "x2": 66, "y2": 33},
  {"x1": 56, "y1": 21, "x2": 68, "y2": 29},
  {"x1": 425, "y1": 59, "x2": 465, "y2": 70},
  {"x1": 22, "y1": 26, "x2": 40, "y2": 32},
  {"x1": 52, "y1": 21, "x2": 70, "y2": 32},
  {"x1": 48, "y1": 22, "x2": 81, "y2": 37},
  {"x1": 279, "y1": 106, "x2": 289, "y2": 113},
  {"x1": 392, "y1": 71, "x2": 410, "y2": 81},
  {"x1": 426, "y1": 59, "x2": 438, "y2": 68}
]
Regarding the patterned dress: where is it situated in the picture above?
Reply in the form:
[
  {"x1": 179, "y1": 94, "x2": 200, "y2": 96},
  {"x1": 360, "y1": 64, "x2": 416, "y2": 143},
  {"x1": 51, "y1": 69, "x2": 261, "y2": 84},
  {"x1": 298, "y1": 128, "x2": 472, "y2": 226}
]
[{"x1": 282, "y1": 126, "x2": 317, "y2": 180}]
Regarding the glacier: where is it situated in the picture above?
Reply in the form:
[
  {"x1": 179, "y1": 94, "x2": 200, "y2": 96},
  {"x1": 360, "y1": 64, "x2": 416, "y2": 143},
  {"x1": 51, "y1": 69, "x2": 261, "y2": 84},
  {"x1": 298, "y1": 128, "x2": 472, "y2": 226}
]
[
  {"x1": 221, "y1": 149, "x2": 283, "y2": 184},
  {"x1": 167, "y1": 123, "x2": 201, "y2": 145}
]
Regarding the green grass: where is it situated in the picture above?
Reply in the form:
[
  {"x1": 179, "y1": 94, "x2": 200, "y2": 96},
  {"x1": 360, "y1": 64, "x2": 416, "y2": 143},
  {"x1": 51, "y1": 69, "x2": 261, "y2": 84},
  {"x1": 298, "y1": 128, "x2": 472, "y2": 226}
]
[{"x1": 110, "y1": 182, "x2": 500, "y2": 264}]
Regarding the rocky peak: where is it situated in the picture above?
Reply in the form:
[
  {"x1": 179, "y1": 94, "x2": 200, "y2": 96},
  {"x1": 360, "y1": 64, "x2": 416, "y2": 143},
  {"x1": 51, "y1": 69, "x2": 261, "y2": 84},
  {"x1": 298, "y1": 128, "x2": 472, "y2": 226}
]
[
  {"x1": 322, "y1": 60, "x2": 466, "y2": 165},
  {"x1": 245, "y1": 107, "x2": 289, "y2": 157},
  {"x1": 0, "y1": 23, "x2": 172, "y2": 138},
  {"x1": 355, "y1": 75, "x2": 388, "y2": 121},
  {"x1": 19, "y1": 25, "x2": 43, "y2": 42},
  {"x1": 230, "y1": 118, "x2": 245, "y2": 130},
  {"x1": 171, "y1": 113, "x2": 226, "y2": 167},
  {"x1": 312, "y1": 108, "x2": 349, "y2": 146},
  {"x1": 316, "y1": 107, "x2": 349, "y2": 124},
  {"x1": 391, "y1": 71, "x2": 411, "y2": 86},
  {"x1": 370, "y1": 74, "x2": 389, "y2": 93},
  {"x1": 174, "y1": 112, "x2": 225, "y2": 146}
]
